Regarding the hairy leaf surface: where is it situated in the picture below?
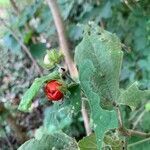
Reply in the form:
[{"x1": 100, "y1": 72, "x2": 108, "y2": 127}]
[
  {"x1": 75, "y1": 23, "x2": 119, "y2": 149},
  {"x1": 118, "y1": 82, "x2": 150, "y2": 110}
]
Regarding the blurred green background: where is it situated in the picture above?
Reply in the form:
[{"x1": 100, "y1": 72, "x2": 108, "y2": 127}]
[{"x1": 0, "y1": 0, "x2": 150, "y2": 149}]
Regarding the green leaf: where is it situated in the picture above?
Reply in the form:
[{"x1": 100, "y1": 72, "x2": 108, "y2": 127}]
[
  {"x1": 30, "y1": 43, "x2": 47, "y2": 62},
  {"x1": 140, "y1": 112, "x2": 150, "y2": 131},
  {"x1": 58, "y1": 0, "x2": 75, "y2": 20},
  {"x1": 65, "y1": 84, "x2": 81, "y2": 113},
  {"x1": 43, "y1": 105, "x2": 72, "y2": 133},
  {"x1": 118, "y1": 82, "x2": 150, "y2": 110},
  {"x1": 100, "y1": 1, "x2": 112, "y2": 19},
  {"x1": 145, "y1": 103, "x2": 150, "y2": 111},
  {"x1": 23, "y1": 30, "x2": 33, "y2": 44},
  {"x1": 78, "y1": 133, "x2": 97, "y2": 150},
  {"x1": 128, "y1": 138, "x2": 150, "y2": 150},
  {"x1": 75, "y1": 23, "x2": 118, "y2": 149},
  {"x1": 51, "y1": 84, "x2": 81, "y2": 116},
  {"x1": 41, "y1": 84, "x2": 81, "y2": 134},
  {"x1": 75, "y1": 23, "x2": 123, "y2": 110},
  {"x1": 18, "y1": 133, "x2": 78, "y2": 150},
  {"x1": 18, "y1": 71, "x2": 60, "y2": 112},
  {"x1": 68, "y1": 24, "x2": 83, "y2": 41}
]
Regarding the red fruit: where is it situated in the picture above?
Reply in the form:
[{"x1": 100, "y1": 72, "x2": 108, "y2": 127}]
[{"x1": 44, "y1": 80, "x2": 64, "y2": 101}]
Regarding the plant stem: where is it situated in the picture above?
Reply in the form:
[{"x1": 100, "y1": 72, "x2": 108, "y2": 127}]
[
  {"x1": 115, "y1": 104, "x2": 124, "y2": 128},
  {"x1": 132, "y1": 110, "x2": 146, "y2": 129},
  {"x1": 45, "y1": 0, "x2": 78, "y2": 78},
  {"x1": 129, "y1": 106, "x2": 144, "y2": 121},
  {"x1": 127, "y1": 129, "x2": 150, "y2": 138},
  {"x1": 81, "y1": 99, "x2": 91, "y2": 135}
]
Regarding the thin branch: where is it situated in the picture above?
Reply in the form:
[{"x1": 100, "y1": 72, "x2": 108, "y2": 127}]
[
  {"x1": 115, "y1": 104, "x2": 124, "y2": 128},
  {"x1": 45, "y1": 0, "x2": 78, "y2": 78},
  {"x1": 45, "y1": 0, "x2": 92, "y2": 135},
  {"x1": 129, "y1": 106, "x2": 144, "y2": 121},
  {"x1": 132, "y1": 110, "x2": 146, "y2": 129},
  {"x1": 127, "y1": 129, "x2": 150, "y2": 138},
  {"x1": 0, "y1": 18, "x2": 42, "y2": 76},
  {"x1": 81, "y1": 99, "x2": 92, "y2": 135},
  {"x1": 100, "y1": 19, "x2": 105, "y2": 29}
]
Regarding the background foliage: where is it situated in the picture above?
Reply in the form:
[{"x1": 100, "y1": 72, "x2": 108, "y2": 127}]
[{"x1": 0, "y1": 0, "x2": 150, "y2": 149}]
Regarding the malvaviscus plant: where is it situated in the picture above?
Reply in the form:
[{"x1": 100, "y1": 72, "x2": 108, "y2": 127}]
[{"x1": 18, "y1": 23, "x2": 150, "y2": 150}]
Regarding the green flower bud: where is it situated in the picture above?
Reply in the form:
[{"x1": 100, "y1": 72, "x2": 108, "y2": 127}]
[
  {"x1": 44, "y1": 54, "x2": 50, "y2": 65},
  {"x1": 43, "y1": 49, "x2": 63, "y2": 69}
]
